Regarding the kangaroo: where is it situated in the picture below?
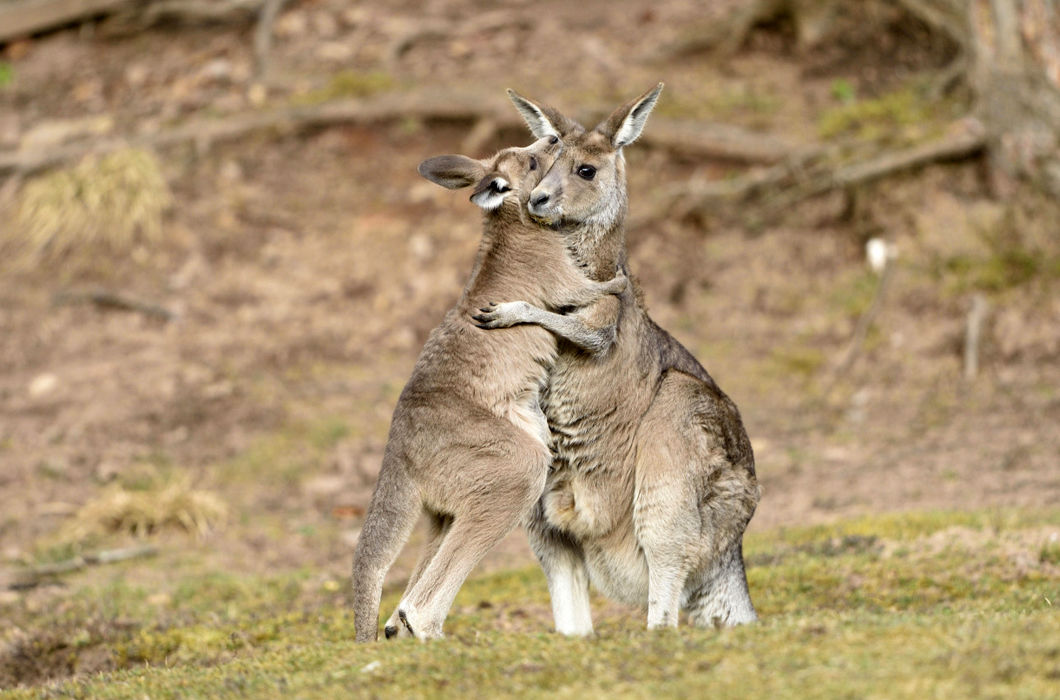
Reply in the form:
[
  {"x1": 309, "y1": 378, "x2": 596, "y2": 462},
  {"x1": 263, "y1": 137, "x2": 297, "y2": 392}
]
[
  {"x1": 351, "y1": 136, "x2": 628, "y2": 642},
  {"x1": 473, "y1": 85, "x2": 760, "y2": 634}
]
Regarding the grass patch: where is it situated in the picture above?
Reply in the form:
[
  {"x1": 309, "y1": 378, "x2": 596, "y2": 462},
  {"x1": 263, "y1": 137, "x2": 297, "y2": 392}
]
[
  {"x1": 931, "y1": 205, "x2": 1060, "y2": 295},
  {"x1": 214, "y1": 414, "x2": 359, "y2": 491},
  {"x1": 63, "y1": 470, "x2": 227, "y2": 540},
  {"x1": 290, "y1": 71, "x2": 394, "y2": 107},
  {"x1": 817, "y1": 81, "x2": 960, "y2": 143},
  {"x1": 11, "y1": 148, "x2": 171, "y2": 265},
  {"x1": 3, "y1": 509, "x2": 1058, "y2": 697},
  {"x1": 765, "y1": 344, "x2": 827, "y2": 380}
]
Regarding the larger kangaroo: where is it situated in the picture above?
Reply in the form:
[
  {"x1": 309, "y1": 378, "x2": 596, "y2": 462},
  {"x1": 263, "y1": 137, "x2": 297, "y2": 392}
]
[
  {"x1": 476, "y1": 85, "x2": 760, "y2": 634},
  {"x1": 351, "y1": 136, "x2": 628, "y2": 642}
]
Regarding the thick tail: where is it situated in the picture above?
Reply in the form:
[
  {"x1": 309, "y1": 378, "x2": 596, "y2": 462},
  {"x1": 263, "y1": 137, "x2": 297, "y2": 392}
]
[{"x1": 351, "y1": 455, "x2": 420, "y2": 642}]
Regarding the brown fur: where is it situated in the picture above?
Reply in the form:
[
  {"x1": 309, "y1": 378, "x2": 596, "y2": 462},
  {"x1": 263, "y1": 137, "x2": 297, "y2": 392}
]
[
  {"x1": 351, "y1": 137, "x2": 627, "y2": 641},
  {"x1": 500, "y1": 86, "x2": 760, "y2": 633}
]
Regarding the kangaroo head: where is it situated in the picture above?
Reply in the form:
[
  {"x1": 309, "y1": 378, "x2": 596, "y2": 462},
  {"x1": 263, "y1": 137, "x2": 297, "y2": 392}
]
[
  {"x1": 417, "y1": 136, "x2": 563, "y2": 215},
  {"x1": 507, "y1": 84, "x2": 663, "y2": 231}
]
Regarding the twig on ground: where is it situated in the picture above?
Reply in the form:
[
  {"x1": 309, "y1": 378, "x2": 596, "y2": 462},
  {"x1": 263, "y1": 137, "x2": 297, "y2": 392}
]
[
  {"x1": 964, "y1": 293, "x2": 989, "y2": 381},
  {"x1": 833, "y1": 256, "x2": 896, "y2": 377},
  {"x1": 2, "y1": 545, "x2": 159, "y2": 590},
  {"x1": 53, "y1": 287, "x2": 178, "y2": 321}
]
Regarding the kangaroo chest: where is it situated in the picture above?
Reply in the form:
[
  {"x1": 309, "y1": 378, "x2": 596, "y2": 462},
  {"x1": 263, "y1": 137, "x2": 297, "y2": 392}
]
[{"x1": 538, "y1": 357, "x2": 641, "y2": 539}]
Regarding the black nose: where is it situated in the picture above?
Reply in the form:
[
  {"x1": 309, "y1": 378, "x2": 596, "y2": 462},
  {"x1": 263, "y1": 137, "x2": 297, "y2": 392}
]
[
  {"x1": 548, "y1": 135, "x2": 559, "y2": 144},
  {"x1": 384, "y1": 625, "x2": 398, "y2": 639},
  {"x1": 531, "y1": 193, "x2": 550, "y2": 208}
]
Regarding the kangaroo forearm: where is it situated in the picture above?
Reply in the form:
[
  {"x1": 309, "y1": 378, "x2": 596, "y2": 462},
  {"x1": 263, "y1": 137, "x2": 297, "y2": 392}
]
[
  {"x1": 515, "y1": 306, "x2": 617, "y2": 354},
  {"x1": 560, "y1": 271, "x2": 628, "y2": 310}
]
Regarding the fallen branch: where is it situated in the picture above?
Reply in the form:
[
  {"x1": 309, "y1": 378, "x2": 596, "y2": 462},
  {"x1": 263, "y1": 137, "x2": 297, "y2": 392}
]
[
  {"x1": 252, "y1": 0, "x2": 292, "y2": 84},
  {"x1": 0, "y1": 0, "x2": 130, "y2": 43},
  {"x1": 656, "y1": 120, "x2": 987, "y2": 222},
  {"x1": 387, "y1": 10, "x2": 534, "y2": 68},
  {"x1": 0, "y1": 90, "x2": 795, "y2": 179},
  {"x1": 53, "y1": 287, "x2": 178, "y2": 321},
  {"x1": 0, "y1": 0, "x2": 269, "y2": 42},
  {"x1": 2, "y1": 545, "x2": 159, "y2": 590}
]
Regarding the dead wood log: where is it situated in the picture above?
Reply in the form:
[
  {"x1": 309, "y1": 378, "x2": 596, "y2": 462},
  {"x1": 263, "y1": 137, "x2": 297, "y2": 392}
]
[
  {"x1": 0, "y1": 0, "x2": 269, "y2": 42},
  {"x1": 0, "y1": 90, "x2": 796, "y2": 179},
  {"x1": 0, "y1": 0, "x2": 130, "y2": 43}
]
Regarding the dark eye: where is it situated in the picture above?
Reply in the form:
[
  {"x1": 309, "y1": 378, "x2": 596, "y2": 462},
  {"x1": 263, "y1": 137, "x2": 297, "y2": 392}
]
[
  {"x1": 529, "y1": 156, "x2": 538, "y2": 171},
  {"x1": 576, "y1": 165, "x2": 596, "y2": 180}
]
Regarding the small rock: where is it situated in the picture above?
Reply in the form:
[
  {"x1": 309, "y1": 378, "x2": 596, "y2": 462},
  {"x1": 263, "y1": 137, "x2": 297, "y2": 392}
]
[
  {"x1": 361, "y1": 660, "x2": 381, "y2": 673},
  {"x1": 28, "y1": 373, "x2": 57, "y2": 397},
  {"x1": 200, "y1": 58, "x2": 233, "y2": 83},
  {"x1": 275, "y1": 11, "x2": 308, "y2": 38}
]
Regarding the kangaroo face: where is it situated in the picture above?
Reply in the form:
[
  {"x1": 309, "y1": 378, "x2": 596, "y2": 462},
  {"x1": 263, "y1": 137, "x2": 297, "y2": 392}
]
[
  {"x1": 418, "y1": 136, "x2": 562, "y2": 214},
  {"x1": 527, "y1": 130, "x2": 626, "y2": 229},
  {"x1": 507, "y1": 84, "x2": 663, "y2": 231}
]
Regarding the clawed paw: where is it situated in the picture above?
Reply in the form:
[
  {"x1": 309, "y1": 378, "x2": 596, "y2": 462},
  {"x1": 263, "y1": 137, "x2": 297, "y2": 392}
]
[
  {"x1": 471, "y1": 301, "x2": 527, "y2": 329},
  {"x1": 471, "y1": 303, "x2": 503, "y2": 329}
]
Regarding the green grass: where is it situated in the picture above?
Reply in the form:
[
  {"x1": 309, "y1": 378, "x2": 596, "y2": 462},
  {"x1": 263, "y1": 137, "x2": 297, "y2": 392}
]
[
  {"x1": 818, "y1": 82, "x2": 948, "y2": 142},
  {"x1": 3, "y1": 509, "x2": 1059, "y2": 697}
]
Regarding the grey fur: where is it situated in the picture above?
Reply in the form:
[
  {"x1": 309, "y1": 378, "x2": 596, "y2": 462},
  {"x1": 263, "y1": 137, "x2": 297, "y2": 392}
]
[
  {"x1": 496, "y1": 85, "x2": 760, "y2": 634},
  {"x1": 351, "y1": 136, "x2": 629, "y2": 642}
]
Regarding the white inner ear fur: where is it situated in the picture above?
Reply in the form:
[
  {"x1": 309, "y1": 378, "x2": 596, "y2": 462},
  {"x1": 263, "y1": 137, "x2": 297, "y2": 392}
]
[
  {"x1": 613, "y1": 90, "x2": 662, "y2": 149},
  {"x1": 470, "y1": 177, "x2": 511, "y2": 211},
  {"x1": 507, "y1": 90, "x2": 561, "y2": 140}
]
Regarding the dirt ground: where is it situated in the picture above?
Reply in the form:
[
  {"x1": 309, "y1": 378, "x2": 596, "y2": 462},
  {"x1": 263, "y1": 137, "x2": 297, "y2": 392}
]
[{"x1": 1, "y1": 0, "x2": 1058, "y2": 613}]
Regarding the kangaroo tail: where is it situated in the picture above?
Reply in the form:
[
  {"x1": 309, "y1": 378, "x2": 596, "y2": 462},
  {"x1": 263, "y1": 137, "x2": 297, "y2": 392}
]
[{"x1": 352, "y1": 454, "x2": 420, "y2": 642}]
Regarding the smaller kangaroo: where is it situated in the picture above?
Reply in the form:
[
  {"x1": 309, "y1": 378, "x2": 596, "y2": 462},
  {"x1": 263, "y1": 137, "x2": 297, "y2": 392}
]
[{"x1": 351, "y1": 136, "x2": 628, "y2": 641}]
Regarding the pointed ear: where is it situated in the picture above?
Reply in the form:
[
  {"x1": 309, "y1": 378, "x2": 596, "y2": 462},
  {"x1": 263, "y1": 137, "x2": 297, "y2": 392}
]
[
  {"x1": 418, "y1": 154, "x2": 486, "y2": 189},
  {"x1": 469, "y1": 175, "x2": 511, "y2": 211},
  {"x1": 507, "y1": 89, "x2": 579, "y2": 139},
  {"x1": 596, "y1": 82, "x2": 664, "y2": 149}
]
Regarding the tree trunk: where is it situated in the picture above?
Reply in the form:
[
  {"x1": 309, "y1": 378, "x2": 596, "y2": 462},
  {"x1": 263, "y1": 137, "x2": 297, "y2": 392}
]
[{"x1": 901, "y1": 0, "x2": 1060, "y2": 195}]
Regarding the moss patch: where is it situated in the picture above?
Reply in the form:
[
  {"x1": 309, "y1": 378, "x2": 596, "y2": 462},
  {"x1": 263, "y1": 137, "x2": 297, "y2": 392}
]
[{"x1": 3, "y1": 509, "x2": 1058, "y2": 697}]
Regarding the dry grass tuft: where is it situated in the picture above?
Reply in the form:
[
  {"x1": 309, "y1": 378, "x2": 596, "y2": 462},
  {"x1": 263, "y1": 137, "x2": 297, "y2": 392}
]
[
  {"x1": 11, "y1": 148, "x2": 171, "y2": 263},
  {"x1": 67, "y1": 474, "x2": 228, "y2": 540}
]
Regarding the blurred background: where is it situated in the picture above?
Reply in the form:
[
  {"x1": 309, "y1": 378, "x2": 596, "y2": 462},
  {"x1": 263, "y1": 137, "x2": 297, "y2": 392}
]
[{"x1": 1, "y1": 0, "x2": 1058, "y2": 688}]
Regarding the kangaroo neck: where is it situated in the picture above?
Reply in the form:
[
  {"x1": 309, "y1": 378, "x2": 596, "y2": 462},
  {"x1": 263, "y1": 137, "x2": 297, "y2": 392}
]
[
  {"x1": 459, "y1": 208, "x2": 560, "y2": 309},
  {"x1": 566, "y1": 215, "x2": 626, "y2": 281}
]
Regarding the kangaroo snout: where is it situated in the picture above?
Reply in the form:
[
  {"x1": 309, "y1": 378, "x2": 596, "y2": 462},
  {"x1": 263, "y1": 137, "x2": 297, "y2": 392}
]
[{"x1": 530, "y1": 192, "x2": 550, "y2": 208}]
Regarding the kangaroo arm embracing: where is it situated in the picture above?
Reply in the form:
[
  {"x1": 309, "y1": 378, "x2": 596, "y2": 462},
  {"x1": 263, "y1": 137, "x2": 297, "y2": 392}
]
[{"x1": 472, "y1": 292, "x2": 623, "y2": 356}]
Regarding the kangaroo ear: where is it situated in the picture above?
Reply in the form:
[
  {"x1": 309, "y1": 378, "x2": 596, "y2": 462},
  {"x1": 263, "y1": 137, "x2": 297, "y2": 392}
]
[
  {"x1": 596, "y1": 82, "x2": 664, "y2": 149},
  {"x1": 469, "y1": 175, "x2": 511, "y2": 211},
  {"x1": 507, "y1": 89, "x2": 579, "y2": 139},
  {"x1": 418, "y1": 154, "x2": 486, "y2": 189}
]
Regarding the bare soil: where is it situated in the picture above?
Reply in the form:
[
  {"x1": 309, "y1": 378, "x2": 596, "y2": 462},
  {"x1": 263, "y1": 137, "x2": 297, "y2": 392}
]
[{"x1": 0, "y1": 0, "x2": 1057, "y2": 614}]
